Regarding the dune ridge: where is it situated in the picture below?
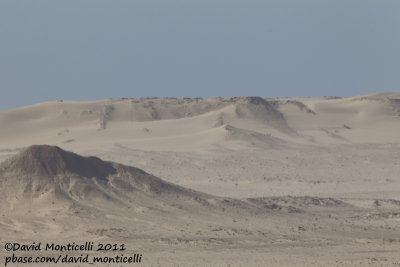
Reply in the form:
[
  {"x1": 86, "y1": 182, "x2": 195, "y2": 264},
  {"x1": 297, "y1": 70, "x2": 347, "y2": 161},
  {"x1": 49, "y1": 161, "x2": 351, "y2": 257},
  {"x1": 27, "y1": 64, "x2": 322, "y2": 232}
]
[{"x1": 1, "y1": 93, "x2": 400, "y2": 265}]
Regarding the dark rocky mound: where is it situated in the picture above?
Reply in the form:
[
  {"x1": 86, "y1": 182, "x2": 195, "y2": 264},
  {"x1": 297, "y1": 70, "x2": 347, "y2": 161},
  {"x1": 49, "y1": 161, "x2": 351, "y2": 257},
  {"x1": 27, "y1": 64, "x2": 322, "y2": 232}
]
[
  {"x1": 0, "y1": 145, "x2": 332, "y2": 216},
  {"x1": 0, "y1": 145, "x2": 116, "y2": 179},
  {"x1": 0, "y1": 145, "x2": 239, "y2": 214},
  {"x1": 0, "y1": 145, "x2": 198, "y2": 199}
]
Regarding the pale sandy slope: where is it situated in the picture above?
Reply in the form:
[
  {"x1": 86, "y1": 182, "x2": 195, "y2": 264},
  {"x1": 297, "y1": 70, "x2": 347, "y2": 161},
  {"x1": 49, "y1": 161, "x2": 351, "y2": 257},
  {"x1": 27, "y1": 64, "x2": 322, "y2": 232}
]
[
  {"x1": 0, "y1": 93, "x2": 399, "y2": 199},
  {"x1": 1, "y1": 93, "x2": 400, "y2": 266},
  {"x1": 1, "y1": 146, "x2": 400, "y2": 267}
]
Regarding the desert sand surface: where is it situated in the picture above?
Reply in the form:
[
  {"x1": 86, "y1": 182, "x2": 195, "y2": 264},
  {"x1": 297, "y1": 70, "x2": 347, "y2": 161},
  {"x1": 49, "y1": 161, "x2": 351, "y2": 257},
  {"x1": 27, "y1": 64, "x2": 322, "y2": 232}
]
[{"x1": 1, "y1": 93, "x2": 400, "y2": 266}]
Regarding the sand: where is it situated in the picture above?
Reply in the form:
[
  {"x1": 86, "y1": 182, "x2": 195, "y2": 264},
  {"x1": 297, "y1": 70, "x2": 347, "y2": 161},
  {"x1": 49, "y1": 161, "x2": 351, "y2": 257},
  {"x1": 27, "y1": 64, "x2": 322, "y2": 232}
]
[{"x1": 1, "y1": 93, "x2": 400, "y2": 266}]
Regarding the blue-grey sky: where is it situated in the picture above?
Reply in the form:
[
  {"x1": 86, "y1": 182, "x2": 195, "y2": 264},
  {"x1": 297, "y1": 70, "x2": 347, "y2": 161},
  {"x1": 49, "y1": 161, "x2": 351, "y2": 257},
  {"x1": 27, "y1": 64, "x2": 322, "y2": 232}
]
[{"x1": 1, "y1": 0, "x2": 399, "y2": 110}]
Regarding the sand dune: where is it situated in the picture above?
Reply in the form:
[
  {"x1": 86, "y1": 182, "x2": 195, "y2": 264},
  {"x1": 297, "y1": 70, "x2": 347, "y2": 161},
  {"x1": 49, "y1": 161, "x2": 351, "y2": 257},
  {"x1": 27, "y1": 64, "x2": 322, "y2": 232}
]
[
  {"x1": 1, "y1": 94, "x2": 399, "y2": 150},
  {"x1": 1, "y1": 93, "x2": 400, "y2": 265}
]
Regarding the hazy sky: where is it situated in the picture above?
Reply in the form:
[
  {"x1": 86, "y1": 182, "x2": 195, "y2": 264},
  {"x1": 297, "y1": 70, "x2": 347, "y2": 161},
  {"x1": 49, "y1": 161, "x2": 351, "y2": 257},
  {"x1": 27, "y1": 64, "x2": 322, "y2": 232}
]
[{"x1": 1, "y1": 0, "x2": 399, "y2": 110}]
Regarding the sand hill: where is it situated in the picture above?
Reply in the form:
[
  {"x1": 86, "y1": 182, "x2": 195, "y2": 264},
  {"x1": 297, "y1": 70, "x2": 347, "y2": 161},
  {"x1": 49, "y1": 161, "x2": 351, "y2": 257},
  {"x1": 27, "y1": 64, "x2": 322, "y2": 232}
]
[
  {"x1": 1, "y1": 93, "x2": 400, "y2": 266},
  {"x1": 0, "y1": 93, "x2": 399, "y2": 153}
]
